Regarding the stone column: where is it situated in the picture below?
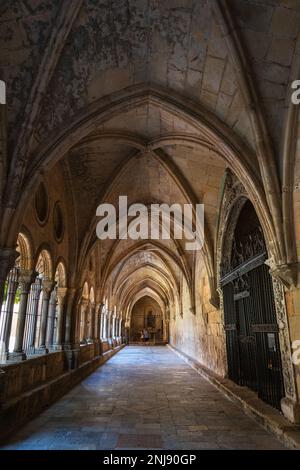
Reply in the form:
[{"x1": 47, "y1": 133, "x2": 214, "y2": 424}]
[
  {"x1": 100, "y1": 306, "x2": 105, "y2": 339},
  {"x1": 38, "y1": 279, "x2": 54, "y2": 351},
  {"x1": 93, "y1": 303, "x2": 102, "y2": 355},
  {"x1": 64, "y1": 288, "x2": 81, "y2": 370},
  {"x1": 119, "y1": 317, "x2": 122, "y2": 337},
  {"x1": 64, "y1": 288, "x2": 78, "y2": 346},
  {"x1": 11, "y1": 269, "x2": 36, "y2": 360},
  {"x1": 26, "y1": 278, "x2": 42, "y2": 352},
  {"x1": 111, "y1": 313, "x2": 114, "y2": 339},
  {"x1": 112, "y1": 315, "x2": 115, "y2": 338},
  {"x1": 104, "y1": 312, "x2": 108, "y2": 340},
  {"x1": 46, "y1": 288, "x2": 57, "y2": 348},
  {"x1": 55, "y1": 287, "x2": 67, "y2": 349},
  {"x1": 269, "y1": 267, "x2": 300, "y2": 424},
  {"x1": 107, "y1": 311, "x2": 112, "y2": 343},
  {"x1": 81, "y1": 300, "x2": 89, "y2": 343},
  {"x1": 95, "y1": 303, "x2": 103, "y2": 341},
  {"x1": 0, "y1": 248, "x2": 19, "y2": 318},
  {"x1": 1, "y1": 267, "x2": 19, "y2": 354},
  {"x1": 163, "y1": 319, "x2": 169, "y2": 343},
  {"x1": 88, "y1": 302, "x2": 96, "y2": 342}
]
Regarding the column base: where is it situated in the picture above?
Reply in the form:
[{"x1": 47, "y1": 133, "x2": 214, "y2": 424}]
[
  {"x1": 100, "y1": 340, "x2": 110, "y2": 353},
  {"x1": 35, "y1": 346, "x2": 49, "y2": 355},
  {"x1": 93, "y1": 340, "x2": 101, "y2": 356},
  {"x1": 6, "y1": 351, "x2": 27, "y2": 362},
  {"x1": 281, "y1": 397, "x2": 300, "y2": 424},
  {"x1": 64, "y1": 348, "x2": 80, "y2": 370},
  {"x1": 63, "y1": 342, "x2": 81, "y2": 350}
]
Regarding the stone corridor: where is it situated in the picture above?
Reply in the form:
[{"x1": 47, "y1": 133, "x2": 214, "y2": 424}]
[{"x1": 1, "y1": 346, "x2": 285, "y2": 450}]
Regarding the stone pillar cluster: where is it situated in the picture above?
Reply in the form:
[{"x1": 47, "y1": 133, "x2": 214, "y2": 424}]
[
  {"x1": 0, "y1": 258, "x2": 68, "y2": 362},
  {"x1": 77, "y1": 300, "x2": 122, "y2": 347}
]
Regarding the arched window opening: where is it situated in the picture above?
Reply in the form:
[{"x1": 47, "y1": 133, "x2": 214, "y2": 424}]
[
  {"x1": 45, "y1": 262, "x2": 67, "y2": 349},
  {"x1": 55, "y1": 262, "x2": 67, "y2": 288},
  {"x1": 16, "y1": 233, "x2": 31, "y2": 270},
  {"x1": 0, "y1": 233, "x2": 32, "y2": 362},
  {"x1": 29, "y1": 250, "x2": 53, "y2": 352}
]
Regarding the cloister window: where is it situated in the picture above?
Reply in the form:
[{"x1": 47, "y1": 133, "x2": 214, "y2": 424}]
[
  {"x1": 32, "y1": 250, "x2": 53, "y2": 351},
  {"x1": 0, "y1": 233, "x2": 32, "y2": 362},
  {"x1": 45, "y1": 262, "x2": 67, "y2": 349}
]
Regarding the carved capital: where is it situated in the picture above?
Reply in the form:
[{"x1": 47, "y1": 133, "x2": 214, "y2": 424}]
[
  {"x1": 267, "y1": 260, "x2": 299, "y2": 289},
  {"x1": 18, "y1": 269, "x2": 37, "y2": 293},
  {"x1": 57, "y1": 287, "x2": 67, "y2": 305},
  {"x1": 80, "y1": 298, "x2": 89, "y2": 309},
  {"x1": 41, "y1": 279, "x2": 55, "y2": 296},
  {"x1": 98, "y1": 302, "x2": 105, "y2": 313}
]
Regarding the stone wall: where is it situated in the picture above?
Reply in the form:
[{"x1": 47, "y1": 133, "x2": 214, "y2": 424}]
[
  {"x1": 0, "y1": 351, "x2": 66, "y2": 404},
  {"x1": 169, "y1": 256, "x2": 226, "y2": 377},
  {"x1": 19, "y1": 160, "x2": 73, "y2": 274}
]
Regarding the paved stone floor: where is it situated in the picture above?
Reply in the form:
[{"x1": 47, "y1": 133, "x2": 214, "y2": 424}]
[{"x1": 1, "y1": 346, "x2": 285, "y2": 450}]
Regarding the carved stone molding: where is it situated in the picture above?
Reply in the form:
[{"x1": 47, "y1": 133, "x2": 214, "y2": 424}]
[
  {"x1": 267, "y1": 261, "x2": 300, "y2": 289},
  {"x1": 216, "y1": 170, "x2": 298, "y2": 420},
  {"x1": 271, "y1": 277, "x2": 296, "y2": 403},
  {"x1": 216, "y1": 170, "x2": 248, "y2": 286},
  {"x1": 57, "y1": 287, "x2": 67, "y2": 305}
]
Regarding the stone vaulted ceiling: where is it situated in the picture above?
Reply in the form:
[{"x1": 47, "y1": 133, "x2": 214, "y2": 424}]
[{"x1": 1, "y1": 0, "x2": 300, "y2": 314}]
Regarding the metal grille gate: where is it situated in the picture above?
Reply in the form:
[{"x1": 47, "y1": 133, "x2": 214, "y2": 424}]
[{"x1": 221, "y1": 223, "x2": 284, "y2": 410}]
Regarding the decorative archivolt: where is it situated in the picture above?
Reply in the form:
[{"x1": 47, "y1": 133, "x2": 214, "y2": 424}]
[
  {"x1": 16, "y1": 232, "x2": 33, "y2": 270},
  {"x1": 128, "y1": 289, "x2": 166, "y2": 317},
  {"x1": 113, "y1": 263, "x2": 178, "y2": 300},
  {"x1": 216, "y1": 169, "x2": 298, "y2": 406},
  {"x1": 35, "y1": 249, "x2": 52, "y2": 279},
  {"x1": 119, "y1": 275, "x2": 171, "y2": 307},
  {"x1": 89, "y1": 286, "x2": 95, "y2": 303},
  {"x1": 99, "y1": 240, "x2": 191, "y2": 302},
  {"x1": 54, "y1": 260, "x2": 67, "y2": 287},
  {"x1": 120, "y1": 278, "x2": 170, "y2": 315},
  {"x1": 215, "y1": 170, "x2": 248, "y2": 287},
  {"x1": 82, "y1": 281, "x2": 89, "y2": 300}
]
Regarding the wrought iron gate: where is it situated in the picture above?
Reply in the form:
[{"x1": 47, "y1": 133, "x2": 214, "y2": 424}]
[{"x1": 221, "y1": 221, "x2": 284, "y2": 410}]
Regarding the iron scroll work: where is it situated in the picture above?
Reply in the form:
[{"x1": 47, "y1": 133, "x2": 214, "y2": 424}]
[{"x1": 220, "y1": 221, "x2": 285, "y2": 410}]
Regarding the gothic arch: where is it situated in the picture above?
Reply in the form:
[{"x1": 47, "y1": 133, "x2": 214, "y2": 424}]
[
  {"x1": 216, "y1": 171, "x2": 297, "y2": 414},
  {"x1": 35, "y1": 247, "x2": 53, "y2": 279},
  {"x1": 5, "y1": 85, "x2": 283, "y2": 269},
  {"x1": 16, "y1": 231, "x2": 34, "y2": 271},
  {"x1": 54, "y1": 260, "x2": 67, "y2": 288}
]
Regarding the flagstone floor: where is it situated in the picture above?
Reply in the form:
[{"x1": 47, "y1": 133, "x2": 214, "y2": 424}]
[{"x1": 1, "y1": 346, "x2": 285, "y2": 450}]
